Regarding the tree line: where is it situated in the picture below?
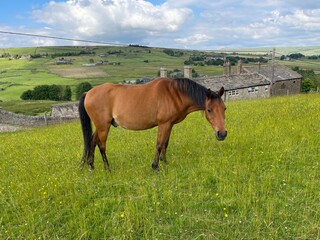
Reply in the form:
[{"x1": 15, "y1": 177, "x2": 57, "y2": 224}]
[
  {"x1": 184, "y1": 55, "x2": 268, "y2": 66},
  {"x1": 20, "y1": 82, "x2": 93, "y2": 101},
  {"x1": 280, "y1": 53, "x2": 320, "y2": 60},
  {"x1": 0, "y1": 50, "x2": 96, "y2": 59}
]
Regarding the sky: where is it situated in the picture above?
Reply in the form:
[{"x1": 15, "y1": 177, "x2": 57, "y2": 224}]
[{"x1": 0, "y1": 0, "x2": 320, "y2": 50}]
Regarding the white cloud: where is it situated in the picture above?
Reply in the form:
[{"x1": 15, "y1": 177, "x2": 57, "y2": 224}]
[
  {"x1": 1, "y1": 0, "x2": 320, "y2": 49},
  {"x1": 32, "y1": 0, "x2": 192, "y2": 40},
  {"x1": 278, "y1": 9, "x2": 320, "y2": 30},
  {"x1": 175, "y1": 33, "x2": 211, "y2": 45}
]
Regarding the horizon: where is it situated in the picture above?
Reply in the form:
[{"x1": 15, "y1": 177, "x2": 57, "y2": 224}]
[{"x1": 0, "y1": 0, "x2": 320, "y2": 50}]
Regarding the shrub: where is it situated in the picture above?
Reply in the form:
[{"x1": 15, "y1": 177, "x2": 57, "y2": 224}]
[
  {"x1": 20, "y1": 85, "x2": 72, "y2": 101},
  {"x1": 301, "y1": 78, "x2": 315, "y2": 93},
  {"x1": 75, "y1": 82, "x2": 93, "y2": 100}
]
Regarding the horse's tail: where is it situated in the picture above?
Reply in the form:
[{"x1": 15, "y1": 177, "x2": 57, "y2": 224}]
[{"x1": 79, "y1": 93, "x2": 92, "y2": 163}]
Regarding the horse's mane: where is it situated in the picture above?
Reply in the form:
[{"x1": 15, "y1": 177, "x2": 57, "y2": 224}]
[{"x1": 173, "y1": 78, "x2": 218, "y2": 108}]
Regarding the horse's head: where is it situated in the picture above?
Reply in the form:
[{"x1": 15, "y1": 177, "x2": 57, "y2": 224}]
[{"x1": 205, "y1": 87, "x2": 227, "y2": 141}]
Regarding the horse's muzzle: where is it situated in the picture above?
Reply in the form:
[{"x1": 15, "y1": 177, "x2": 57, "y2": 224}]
[{"x1": 216, "y1": 130, "x2": 227, "y2": 141}]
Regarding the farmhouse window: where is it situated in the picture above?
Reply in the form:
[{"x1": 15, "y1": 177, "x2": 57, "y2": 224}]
[
  {"x1": 248, "y1": 87, "x2": 259, "y2": 93},
  {"x1": 228, "y1": 90, "x2": 239, "y2": 96},
  {"x1": 265, "y1": 86, "x2": 269, "y2": 91}
]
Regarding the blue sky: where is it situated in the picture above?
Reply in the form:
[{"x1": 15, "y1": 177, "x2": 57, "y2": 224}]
[{"x1": 1, "y1": 0, "x2": 320, "y2": 49}]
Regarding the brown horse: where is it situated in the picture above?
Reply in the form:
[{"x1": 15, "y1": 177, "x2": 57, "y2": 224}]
[{"x1": 79, "y1": 77, "x2": 227, "y2": 171}]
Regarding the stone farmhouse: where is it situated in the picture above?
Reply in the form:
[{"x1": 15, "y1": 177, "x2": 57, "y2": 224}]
[{"x1": 169, "y1": 62, "x2": 302, "y2": 101}]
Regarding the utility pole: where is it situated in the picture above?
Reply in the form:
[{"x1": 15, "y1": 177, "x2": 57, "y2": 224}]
[{"x1": 269, "y1": 48, "x2": 275, "y2": 96}]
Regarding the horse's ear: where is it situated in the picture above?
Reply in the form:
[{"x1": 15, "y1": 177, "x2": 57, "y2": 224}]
[
  {"x1": 217, "y1": 87, "x2": 224, "y2": 97},
  {"x1": 206, "y1": 88, "x2": 211, "y2": 98}
]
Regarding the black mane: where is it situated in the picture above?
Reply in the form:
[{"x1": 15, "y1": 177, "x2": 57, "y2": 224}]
[{"x1": 173, "y1": 78, "x2": 218, "y2": 108}]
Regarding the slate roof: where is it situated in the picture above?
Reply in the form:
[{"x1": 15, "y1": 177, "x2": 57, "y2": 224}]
[
  {"x1": 196, "y1": 64, "x2": 302, "y2": 91},
  {"x1": 243, "y1": 65, "x2": 302, "y2": 82},
  {"x1": 197, "y1": 73, "x2": 270, "y2": 91}
]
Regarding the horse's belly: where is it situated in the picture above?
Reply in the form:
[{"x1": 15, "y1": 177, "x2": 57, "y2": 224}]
[{"x1": 113, "y1": 115, "x2": 157, "y2": 130}]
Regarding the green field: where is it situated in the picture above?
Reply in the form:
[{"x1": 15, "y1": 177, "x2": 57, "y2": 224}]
[
  {"x1": 1, "y1": 45, "x2": 320, "y2": 115},
  {"x1": 222, "y1": 46, "x2": 320, "y2": 56},
  {"x1": 0, "y1": 93, "x2": 319, "y2": 239},
  {"x1": 0, "y1": 46, "x2": 222, "y2": 102}
]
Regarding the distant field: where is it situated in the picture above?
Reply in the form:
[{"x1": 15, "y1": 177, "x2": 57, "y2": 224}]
[
  {"x1": 222, "y1": 46, "x2": 320, "y2": 56},
  {"x1": 0, "y1": 57, "x2": 80, "y2": 101},
  {"x1": 0, "y1": 100, "x2": 61, "y2": 116},
  {"x1": 0, "y1": 94, "x2": 319, "y2": 239},
  {"x1": 0, "y1": 46, "x2": 221, "y2": 103},
  {"x1": 0, "y1": 45, "x2": 319, "y2": 113},
  {"x1": 49, "y1": 66, "x2": 109, "y2": 78},
  {"x1": 281, "y1": 59, "x2": 320, "y2": 74}
]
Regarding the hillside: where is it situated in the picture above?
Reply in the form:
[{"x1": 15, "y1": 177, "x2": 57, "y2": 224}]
[
  {"x1": 221, "y1": 46, "x2": 320, "y2": 56},
  {"x1": 0, "y1": 94, "x2": 319, "y2": 239},
  {"x1": 0, "y1": 46, "x2": 191, "y2": 101},
  {"x1": 1, "y1": 45, "x2": 320, "y2": 114}
]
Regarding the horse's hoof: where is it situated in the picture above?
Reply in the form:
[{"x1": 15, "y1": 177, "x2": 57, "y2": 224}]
[
  {"x1": 89, "y1": 164, "x2": 95, "y2": 170},
  {"x1": 152, "y1": 164, "x2": 160, "y2": 171}
]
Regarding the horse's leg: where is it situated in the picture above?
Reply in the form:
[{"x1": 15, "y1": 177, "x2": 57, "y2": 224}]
[
  {"x1": 152, "y1": 124, "x2": 173, "y2": 171},
  {"x1": 160, "y1": 139, "x2": 170, "y2": 164},
  {"x1": 87, "y1": 131, "x2": 99, "y2": 170},
  {"x1": 97, "y1": 124, "x2": 111, "y2": 171}
]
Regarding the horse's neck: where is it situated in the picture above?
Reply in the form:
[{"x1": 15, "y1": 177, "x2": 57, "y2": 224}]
[
  {"x1": 172, "y1": 79, "x2": 205, "y2": 114},
  {"x1": 186, "y1": 103, "x2": 204, "y2": 115},
  {"x1": 180, "y1": 94, "x2": 204, "y2": 115}
]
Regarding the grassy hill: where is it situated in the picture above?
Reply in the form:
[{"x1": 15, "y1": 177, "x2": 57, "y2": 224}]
[
  {"x1": 221, "y1": 46, "x2": 320, "y2": 56},
  {"x1": 1, "y1": 45, "x2": 320, "y2": 115},
  {"x1": 0, "y1": 46, "x2": 222, "y2": 101},
  {"x1": 0, "y1": 45, "x2": 225, "y2": 116},
  {"x1": 0, "y1": 93, "x2": 319, "y2": 239}
]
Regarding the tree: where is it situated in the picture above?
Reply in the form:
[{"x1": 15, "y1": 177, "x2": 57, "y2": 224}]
[
  {"x1": 75, "y1": 82, "x2": 93, "y2": 100},
  {"x1": 301, "y1": 79, "x2": 315, "y2": 93},
  {"x1": 20, "y1": 84, "x2": 72, "y2": 101},
  {"x1": 20, "y1": 90, "x2": 34, "y2": 100},
  {"x1": 63, "y1": 86, "x2": 72, "y2": 101},
  {"x1": 48, "y1": 85, "x2": 62, "y2": 101},
  {"x1": 288, "y1": 53, "x2": 305, "y2": 59},
  {"x1": 33, "y1": 85, "x2": 50, "y2": 100}
]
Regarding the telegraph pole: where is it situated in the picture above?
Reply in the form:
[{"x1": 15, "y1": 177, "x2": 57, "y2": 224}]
[{"x1": 269, "y1": 48, "x2": 275, "y2": 96}]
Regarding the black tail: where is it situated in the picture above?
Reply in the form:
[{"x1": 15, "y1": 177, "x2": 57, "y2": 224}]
[{"x1": 79, "y1": 93, "x2": 92, "y2": 162}]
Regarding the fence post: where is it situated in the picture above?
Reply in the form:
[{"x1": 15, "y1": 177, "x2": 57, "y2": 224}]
[{"x1": 44, "y1": 112, "x2": 48, "y2": 126}]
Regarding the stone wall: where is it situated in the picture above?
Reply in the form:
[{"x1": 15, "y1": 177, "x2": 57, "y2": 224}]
[
  {"x1": 51, "y1": 103, "x2": 79, "y2": 118},
  {"x1": 0, "y1": 106, "x2": 78, "y2": 128},
  {"x1": 272, "y1": 78, "x2": 302, "y2": 96}
]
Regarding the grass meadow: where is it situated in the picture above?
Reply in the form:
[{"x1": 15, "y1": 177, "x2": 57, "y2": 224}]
[
  {"x1": 0, "y1": 93, "x2": 319, "y2": 239},
  {"x1": 1, "y1": 46, "x2": 202, "y2": 103}
]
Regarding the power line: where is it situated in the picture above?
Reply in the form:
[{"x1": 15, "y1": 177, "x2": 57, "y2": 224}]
[{"x1": 0, "y1": 30, "x2": 128, "y2": 46}]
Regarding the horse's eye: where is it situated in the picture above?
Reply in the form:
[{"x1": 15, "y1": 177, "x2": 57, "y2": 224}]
[{"x1": 207, "y1": 109, "x2": 212, "y2": 113}]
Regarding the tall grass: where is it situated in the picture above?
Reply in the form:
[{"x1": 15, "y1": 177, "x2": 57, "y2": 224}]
[{"x1": 0, "y1": 94, "x2": 319, "y2": 239}]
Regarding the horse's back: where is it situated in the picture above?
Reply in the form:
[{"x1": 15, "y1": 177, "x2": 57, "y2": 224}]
[{"x1": 84, "y1": 78, "x2": 174, "y2": 130}]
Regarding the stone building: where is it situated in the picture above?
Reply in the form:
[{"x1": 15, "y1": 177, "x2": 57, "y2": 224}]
[{"x1": 196, "y1": 62, "x2": 302, "y2": 101}]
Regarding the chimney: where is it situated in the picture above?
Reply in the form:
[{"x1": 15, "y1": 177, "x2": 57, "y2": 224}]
[
  {"x1": 237, "y1": 60, "x2": 242, "y2": 75},
  {"x1": 224, "y1": 60, "x2": 231, "y2": 76},
  {"x1": 184, "y1": 65, "x2": 192, "y2": 79},
  {"x1": 160, "y1": 67, "x2": 168, "y2": 78}
]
